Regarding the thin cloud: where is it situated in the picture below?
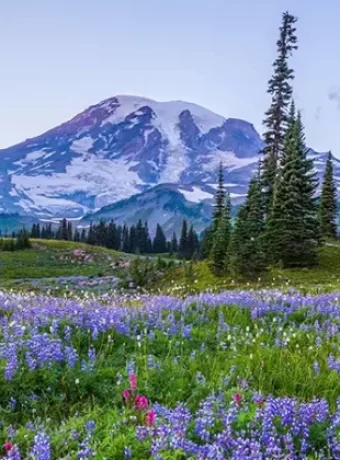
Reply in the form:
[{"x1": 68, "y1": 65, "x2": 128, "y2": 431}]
[
  {"x1": 315, "y1": 105, "x2": 322, "y2": 121},
  {"x1": 329, "y1": 89, "x2": 340, "y2": 110}
]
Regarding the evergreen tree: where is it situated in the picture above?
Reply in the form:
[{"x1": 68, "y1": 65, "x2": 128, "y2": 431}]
[
  {"x1": 210, "y1": 192, "x2": 231, "y2": 275},
  {"x1": 135, "y1": 219, "x2": 147, "y2": 253},
  {"x1": 232, "y1": 175, "x2": 265, "y2": 277},
  {"x1": 153, "y1": 224, "x2": 167, "y2": 253},
  {"x1": 129, "y1": 225, "x2": 137, "y2": 253},
  {"x1": 265, "y1": 106, "x2": 318, "y2": 267},
  {"x1": 80, "y1": 229, "x2": 87, "y2": 243},
  {"x1": 67, "y1": 221, "x2": 73, "y2": 241},
  {"x1": 200, "y1": 227, "x2": 214, "y2": 260},
  {"x1": 187, "y1": 225, "x2": 199, "y2": 259},
  {"x1": 87, "y1": 223, "x2": 96, "y2": 245},
  {"x1": 178, "y1": 220, "x2": 188, "y2": 259},
  {"x1": 122, "y1": 225, "x2": 130, "y2": 253},
  {"x1": 145, "y1": 222, "x2": 153, "y2": 253},
  {"x1": 261, "y1": 11, "x2": 298, "y2": 215},
  {"x1": 73, "y1": 229, "x2": 81, "y2": 242},
  {"x1": 95, "y1": 219, "x2": 107, "y2": 246},
  {"x1": 106, "y1": 221, "x2": 117, "y2": 249},
  {"x1": 319, "y1": 152, "x2": 338, "y2": 239},
  {"x1": 57, "y1": 218, "x2": 70, "y2": 241},
  {"x1": 212, "y1": 162, "x2": 225, "y2": 231},
  {"x1": 16, "y1": 228, "x2": 31, "y2": 250},
  {"x1": 170, "y1": 232, "x2": 178, "y2": 254},
  {"x1": 30, "y1": 224, "x2": 37, "y2": 238}
]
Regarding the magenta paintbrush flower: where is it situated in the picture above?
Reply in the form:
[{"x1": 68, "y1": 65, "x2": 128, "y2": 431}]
[
  {"x1": 122, "y1": 389, "x2": 131, "y2": 404},
  {"x1": 145, "y1": 410, "x2": 156, "y2": 426},
  {"x1": 3, "y1": 441, "x2": 13, "y2": 451},
  {"x1": 135, "y1": 395, "x2": 148, "y2": 410},
  {"x1": 129, "y1": 374, "x2": 137, "y2": 392},
  {"x1": 233, "y1": 393, "x2": 242, "y2": 405}
]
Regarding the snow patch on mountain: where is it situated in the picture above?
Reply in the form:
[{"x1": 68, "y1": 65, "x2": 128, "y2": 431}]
[
  {"x1": 71, "y1": 137, "x2": 94, "y2": 153},
  {"x1": 179, "y1": 186, "x2": 214, "y2": 203},
  {"x1": 201, "y1": 150, "x2": 255, "y2": 172}
]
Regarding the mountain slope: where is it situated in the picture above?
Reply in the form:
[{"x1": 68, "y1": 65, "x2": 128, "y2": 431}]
[
  {"x1": 0, "y1": 95, "x2": 262, "y2": 217},
  {"x1": 0, "y1": 95, "x2": 338, "y2": 234}
]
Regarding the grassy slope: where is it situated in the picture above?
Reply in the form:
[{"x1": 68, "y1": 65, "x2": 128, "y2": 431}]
[
  {"x1": 159, "y1": 242, "x2": 340, "y2": 294},
  {"x1": 0, "y1": 239, "x2": 131, "y2": 281}
]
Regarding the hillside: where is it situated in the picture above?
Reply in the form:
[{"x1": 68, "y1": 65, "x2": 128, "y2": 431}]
[
  {"x1": 0, "y1": 239, "x2": 132, "y2": 291},
  {"x1": 159, "y1": 241, "x2": 340, "y2": 294}
]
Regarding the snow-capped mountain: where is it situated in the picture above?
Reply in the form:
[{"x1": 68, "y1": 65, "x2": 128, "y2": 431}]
[
  {"x1": 0, "y1": 95, "x2": 262, "y2": 218},
  {"x1": 0, "y1": 94, "x2": 338, "y2": 233}
]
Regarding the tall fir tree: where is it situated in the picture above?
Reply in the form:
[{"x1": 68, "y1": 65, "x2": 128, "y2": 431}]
[
  {"x1": 212, "y1": 162, "x2": 225, "y2": 231},
  {"x1": 187, "y1": 225, "x2": 199, "y2": 259},
  {"x1": 170, "y1": 232, "x2": 178, "y2": 254},
  {"x1": 153, "y1": 224, "x2": 167, "y2": 253},
  {"x1": 319, "y1": 152, "x2": 338, "y2": 239},
  {"x1": 129, "y1": 225, "x2": 137, "y2": 253},
  {"x1": 232, "y1": 174, "x2": 265, "y2": 277},
  {"x1": 261, "y1": 11, "x2": 298, "y2": 215},
  {"x1": 122, "y1": 225, "x2": 130, "y2": 253},
  {"x1": 265, "y1": 105, "x2": 318, "y2": 267},
  {"x1": 178, "y1": 220, "x2": 188, "y2": 259},
  {"x1": 73, "y1": 229, "x2": 81, "y2": 242},
  {"x1": 200, "y1": 227, "x2": 214, "y2": 260},
  {"x1": 210, "y1": 192, "x2": 231, "y2": 275}
]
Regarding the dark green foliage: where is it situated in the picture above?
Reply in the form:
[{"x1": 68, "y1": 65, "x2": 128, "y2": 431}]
[
  {"x1": 212, "y1": 162, "x2": 226, "y2": 231},
  {"x1": 0, "y1": 229, "x2": 31, "y2": 252},
  {"x1": 170, "y1": 232, "x2": 178, "y2": 254},
  {"x1": 187, "y1": 224, "x2": 200, "y2": 259},
  {"x1": 122, "y1": 225, "x2": 129, "y2": 252},
  {"x1": 135, "y1": 220, "x2": 149, "y2": 253},
  {"x1": 87, "y1": 223, "x2": 96, "y2": 245},
  {"x1": 265, "y1": 107, "x2": 318, "y2": 268},
  {"x1": 56, "y1": 218, "x2": 72, "y2": 241},
  {"x1": 73, "y1": 229, "x2": 81, "y2": 242},
  {"x1": 178, "y1": 220, "x2": 188, "y2": 259},
  {"x1": 153, "y1": 224, "x2": 167, "y2": 253},
  {"x1": 40, "y1": 223, "x2": 54, "y2": 240},
  {"x1": 232, "y1": 176, "x2": 265, "y2": 277},
  {"x1": 199, "y1": 226, "x2": 214, "y2": 260},
  {"x1": 15, "y1": 229, "x2": 31, "y2": 250},
  {"x1": 210, "y1": 193, "x2": 231, "y2": 276},
  {"x1": 80, "y1": 229, "x2": 86, "y2": 243},
  {"x1": 319, "y1": 152, "x2": 338, "y2": 239},
  {"x1": 30, "y1": 223, "x2": 41, "y2": 238},
  {"x1": 32, "y1": 217, "x2": 196, "y2": 257},
  {"x1": 261, "y1": 11, "x2": 298, "y2": 214}
]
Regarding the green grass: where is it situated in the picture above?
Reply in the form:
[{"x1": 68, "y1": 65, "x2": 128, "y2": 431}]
[
  {"x1": 158, "y1": 241, "x2": 340, "y2": 294},
  {"x1": 0, "y1": 239, "x2": 130, "y2": 281}
]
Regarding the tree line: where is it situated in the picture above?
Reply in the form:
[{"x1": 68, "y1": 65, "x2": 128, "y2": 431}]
[
  {"x1": 30, "y1": 218, "x2": 200, "y2": 260},
  {"x1": 204, "y1": 11, "x2": 338, "y2": 278}
]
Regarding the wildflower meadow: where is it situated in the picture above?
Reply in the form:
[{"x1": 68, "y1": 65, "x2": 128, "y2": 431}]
[{"x1": 0, "y1": 289, "x2": 340, "y2": 458}]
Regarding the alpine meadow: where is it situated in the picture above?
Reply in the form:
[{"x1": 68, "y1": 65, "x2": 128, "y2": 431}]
[{"x1": 2, "y1": 7, "x2": 340, "y2": 460}]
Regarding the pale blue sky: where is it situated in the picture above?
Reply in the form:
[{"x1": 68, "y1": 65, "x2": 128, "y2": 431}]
[{"x1": 1, "y1": 0, "x2": 340, "y2": 155}]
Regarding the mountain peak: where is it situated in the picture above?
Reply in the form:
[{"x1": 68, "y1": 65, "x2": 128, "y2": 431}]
[{"x1": 0, "y1": 94, "x2": 333, "y2": 229}]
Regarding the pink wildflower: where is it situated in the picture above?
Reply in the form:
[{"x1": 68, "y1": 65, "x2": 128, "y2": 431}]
[
  {"x1": 145, "y1": 410, "x2": 156, "y2": 426},
  {"x1": 122, "y1": 389, "x2": 131, "y2": 403},
  {"x1": 129, "y1": 374, "x2": 137, "y2": 392},
  {"x1": 135, "y1": 395, "x2": 148, "y2": 410},
  {"x1": 233, "y1": 393, "x2": 242, "y2": 405},
  {"x1": 3, "y1": 442, "x2": 13, "y2": 451}
]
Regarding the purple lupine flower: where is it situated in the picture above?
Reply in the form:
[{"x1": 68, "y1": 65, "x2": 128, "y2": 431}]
[{"x1": 32, "y1": 432, "x2": 51, "y2": 460}]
